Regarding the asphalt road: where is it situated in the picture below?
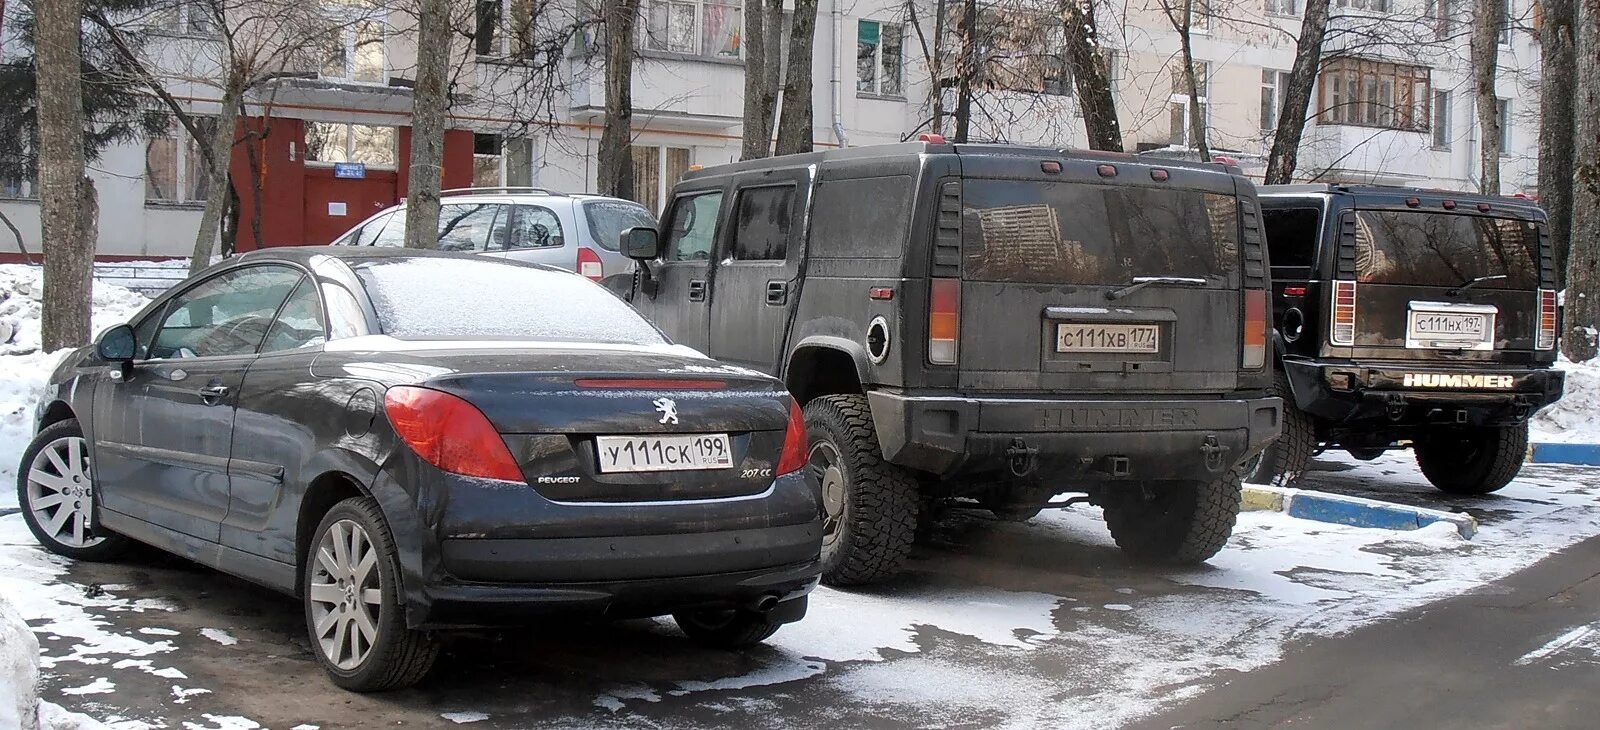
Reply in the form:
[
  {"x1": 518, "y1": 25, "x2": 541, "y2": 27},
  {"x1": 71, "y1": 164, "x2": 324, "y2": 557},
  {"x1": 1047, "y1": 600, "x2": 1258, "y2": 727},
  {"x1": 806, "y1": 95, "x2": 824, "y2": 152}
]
[{"x1": 13, "y1": 454, "x2": 1600, "y2": 729}]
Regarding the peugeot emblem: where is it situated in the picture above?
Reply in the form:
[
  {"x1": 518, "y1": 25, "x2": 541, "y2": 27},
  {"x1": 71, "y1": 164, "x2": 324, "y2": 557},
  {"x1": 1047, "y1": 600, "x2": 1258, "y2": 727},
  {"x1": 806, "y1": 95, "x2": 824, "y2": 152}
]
[{"x1": 653, "y1": 397, "x2": 679, "y2": 425}]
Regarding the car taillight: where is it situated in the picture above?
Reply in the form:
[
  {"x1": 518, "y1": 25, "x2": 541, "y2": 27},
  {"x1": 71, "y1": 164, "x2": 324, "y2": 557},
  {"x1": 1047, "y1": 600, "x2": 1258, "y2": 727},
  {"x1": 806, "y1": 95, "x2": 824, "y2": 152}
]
[
  {"x1": 578, "y1": 248, "x2": 604, "y2": 281},
  {"x1": 384, "y1": 386, "x2": 523, "y2": 482},
  {"x1": 928, "y1": 278, "x2": 961, "y2": 365},
  {"x1": 1243, "y1": 289, "x2": 1267, "y2": 369},
  {"x1": 1331, "y1": 281, "x2": 1357, "y2": 346},
  {"x1": 1538, "y1": 289, "x2": 1558, "y2": 350},
  {"x1": 776, "y1": 399, "x2": 807, "y2": 476}
]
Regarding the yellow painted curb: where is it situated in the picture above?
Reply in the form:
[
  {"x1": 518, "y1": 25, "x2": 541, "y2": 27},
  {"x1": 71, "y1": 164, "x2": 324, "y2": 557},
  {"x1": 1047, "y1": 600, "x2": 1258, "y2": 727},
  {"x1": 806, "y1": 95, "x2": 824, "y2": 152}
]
[{"x1": 1240, "y1": 486, "x2": 1285, "y2": 512}]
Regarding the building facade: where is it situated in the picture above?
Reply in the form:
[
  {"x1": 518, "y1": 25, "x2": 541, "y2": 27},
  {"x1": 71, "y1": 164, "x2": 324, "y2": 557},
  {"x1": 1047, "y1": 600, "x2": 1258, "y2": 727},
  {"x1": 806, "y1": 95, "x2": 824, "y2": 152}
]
[{"x1": 0, "y1": 0, "x2": 1546, "y2": 259}]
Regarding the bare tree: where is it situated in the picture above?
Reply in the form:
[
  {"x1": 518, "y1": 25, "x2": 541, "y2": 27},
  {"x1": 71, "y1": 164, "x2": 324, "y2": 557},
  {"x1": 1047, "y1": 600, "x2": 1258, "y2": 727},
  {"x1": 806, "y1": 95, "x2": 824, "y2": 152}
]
[
  {"x1": 1264, "y1": 0, "x2": 1332, "y2": 184},
  {"x1": 35, "y1": 0, "x2": 91, "y2": 350},
  {"x1": 1538, "y1": 0, "x2": 1576, "y2": 283},
  {"x1": 953, "y1": 0, "x2": 975, "y2": 141},
  {"x1": 1059, "y1": 0, "x2": 1120, "y2": 151},
  {"x1": 774, "y1": 0, "x2": 819, "y2": 155},
  {"x1": 1469, "y1": 0, "x2": 1504, "y2": 193},
  {"x1": 1568, "y1": 0, "x2": 1600, "y2": 362},
  {"x1": 404, "y1": 0, "x2": 451, "y2": 249},
  {"x1": 740, "y1": 0, "x2": 782, "y2": 158},
  {"x1": 597, "y1": 0, "x2": 640, "y2": 198},
  {"x1": 1160, "y1": 0, "x2": 1209, "y2": 160}
]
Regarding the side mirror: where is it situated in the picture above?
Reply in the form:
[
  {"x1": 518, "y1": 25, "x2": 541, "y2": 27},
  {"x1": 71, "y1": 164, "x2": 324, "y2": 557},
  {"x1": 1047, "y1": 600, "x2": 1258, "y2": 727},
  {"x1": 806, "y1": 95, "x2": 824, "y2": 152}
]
[
  {"x1": 619, "y1": 227, "x2": 660, "y2": 261},
  {"x1": 96, "y1": 324, "x2": 136, "y2": 362}
]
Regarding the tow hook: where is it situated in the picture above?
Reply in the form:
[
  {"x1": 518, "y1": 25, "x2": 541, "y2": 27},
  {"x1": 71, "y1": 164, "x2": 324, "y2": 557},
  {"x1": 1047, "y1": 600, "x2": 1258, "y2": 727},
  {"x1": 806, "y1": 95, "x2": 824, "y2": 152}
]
[
  {"x1": 1006, "y1": 438, "x2": 1039, "y2": 477},
  {"x1": 1200, "y1": 435, "x2": 1228, "y2": 473},
  {"x1": 1512, "y1": 395, "x2": 1533, "y2": 420},
  {"x1": 1385, "y1": 393, "x2": 1407, "y2": 421}
]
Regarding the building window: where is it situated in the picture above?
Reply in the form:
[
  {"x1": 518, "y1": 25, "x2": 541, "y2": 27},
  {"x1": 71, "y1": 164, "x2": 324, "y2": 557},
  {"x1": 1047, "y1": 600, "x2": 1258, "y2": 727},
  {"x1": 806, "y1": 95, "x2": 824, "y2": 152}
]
[
  {"x1": 1260, "y1": 69, "x2": 1292, "y2": 131},
  {"x1": 641, "y1": 0, "x2": 742, "y2": 59},
  {"x1": 970, "y1": 9, "x2": 1071, "y2": 96},
  {"x1": 630, "y1": 145, "x2": 691, "y2": 214},
  {"x1": 472, "y1": 134, "x2": 535, "y2": 187},
  {"x1": 1498, "y1": 98, "x2": 1511, "y2": 152},
  {"x1": 857, "y1": 20, "x2": 903, "y2": 97},
  {"x1": 1432, "y1": 90, "x2": 1451, "y2": 149},
  {"x1": 1334, "y1": 0, "x2": 1391, "y2": 12},
  {"x1": 0, "y1": 166, "x2": 33, "y2": 199},
  {"x1": 1431, "y1": 0, "x2": 1456, "y2": 40},
  {"x1": 1266, "y1": 0, "x2": 1300, "y2": 15},
  {"x1": 476, "y1": 0, "x2": 536, "y2": 58},
  {"x1": 305, "y1": 122, "x2": 398, "y2": 168},
  {"x1": 321, "y1": 9, "x2": 386, "y2": 84},
  {"x1": 152, "y1": 1, "x2": 216, "y2": 35},
  {"x1": 1317, "y1": 57, "x2": 1430, "y2": 131},
  {"x1": 145, "y1": 118, "x2": 218, "y2": 204},
  {"x1": 1499, "y1": 0, "x2": 1512, "y2": 45},
  {"x1": 1168, "y1": 63, "x2": 1209, "y2": 147}
]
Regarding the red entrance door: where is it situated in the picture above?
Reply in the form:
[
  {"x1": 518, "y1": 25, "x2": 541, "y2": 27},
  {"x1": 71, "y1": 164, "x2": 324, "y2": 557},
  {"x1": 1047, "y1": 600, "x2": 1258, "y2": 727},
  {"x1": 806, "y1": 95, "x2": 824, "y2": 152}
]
[{"x1": 302, "y1": 167, "x2": 399, "y2": 244}]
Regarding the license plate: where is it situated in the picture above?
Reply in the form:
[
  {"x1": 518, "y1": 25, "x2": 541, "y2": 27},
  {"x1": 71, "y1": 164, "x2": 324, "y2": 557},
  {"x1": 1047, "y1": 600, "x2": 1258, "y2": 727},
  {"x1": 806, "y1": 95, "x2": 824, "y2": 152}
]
[
  {"x1": 1406, "y1": 303, "x2": 1495, "y2": 350},
  {"x1": 1056, "y1": 323, "x2": 1160, "y2": 354},
  {"x1": 595, "y1": 434, "x2": 734, "y2": 473}
]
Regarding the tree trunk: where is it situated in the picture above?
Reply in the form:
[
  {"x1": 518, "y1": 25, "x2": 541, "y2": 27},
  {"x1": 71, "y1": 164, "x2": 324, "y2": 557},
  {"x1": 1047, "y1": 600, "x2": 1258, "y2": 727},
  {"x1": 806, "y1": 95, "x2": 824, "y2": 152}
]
[
  {"x1": 1265, "y1": 0, "x2": 1332, "y2": 184},
  {"x1": 953, "y1": 0, "x2": 976, "y2": 142},
  {"x1": 1566, "y1": 0, "x2": 1600, "y2": 362},
  {"x1": 1470, "y1": 0, "x2": 1504, "y2": 194},
  {"x1": 1061, "y1": 0, "x2": 1121, "y2": 151},
  {"x1": 598, "y1": 0, "x2": 641, "y2": 199},
  {"x1": 774, "y1": 0, "x2": 819, "y2": 155},
  {"x1": 740, "y1": 0, "x2": 772, "y2": 159},
  {"x1": 1538, "y1": 0, "x2": 1577, "y2": 285},
  {"x1": 35, "y1": 0, "x2": 91, "y2": 351},
  {"x1": 189, "y1": 75, "x2": 243, "y2": 274},
  {"x1": 1178, "y1": 0, "x2": 1208, "y2": 161},
  {"x1": 930, "y1": 0, "x2": 948, "y2": 135},
  {"x1": 404, "y1": 0, "x2": 451, "y2": 249}
]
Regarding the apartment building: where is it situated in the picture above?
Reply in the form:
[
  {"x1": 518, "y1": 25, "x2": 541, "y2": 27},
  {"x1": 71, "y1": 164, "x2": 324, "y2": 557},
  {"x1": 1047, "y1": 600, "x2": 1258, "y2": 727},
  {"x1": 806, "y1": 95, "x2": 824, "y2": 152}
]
[{"x1": 0, "y1": 0, "x2": 1545, "y2": 259}]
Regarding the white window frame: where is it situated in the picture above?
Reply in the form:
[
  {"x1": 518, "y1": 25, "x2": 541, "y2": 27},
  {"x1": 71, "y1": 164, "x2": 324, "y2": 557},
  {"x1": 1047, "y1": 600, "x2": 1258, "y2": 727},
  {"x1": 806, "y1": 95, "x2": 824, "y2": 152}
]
[
  {"x1": 476, "y1": 0, "x2": 537, "y2": 59},
  {"x1": 1432, "y1": 90, "x2": 1452, "y2": 149},
  {"x1": 151, "y1": 1, "x2": 218, "y2": 36},
  {"x1": 857, "y1": 19, "x2": 904, "y2": 98},
  {"x1": 640, "y1": 0, "x2": 743, "y2": 59},
  {"x1": 1265, "y1": 0, "x2": 1300, "y2": 16},
  {"x1": 1334, "y1": 0, "x2": 1392, "y2": 13},
  {"x1": 321, "y1": 9, "x2": 388, "y2": 85},
  {"x1": 304, "y1": 122, "x2": 399, "y2": 169},
  {"x1": 1497, "y1": 97, "x2": 1512, "y2": 153},
  {"x1": 1168, "y1": 62, "x2": 1210, "y2": 148},
  {"x1": 144, "y1": 118, "x2": 215, "y2": 206},
  {"x1": 1260, "y1": 69, "x2": 1292, "y2": 132}
]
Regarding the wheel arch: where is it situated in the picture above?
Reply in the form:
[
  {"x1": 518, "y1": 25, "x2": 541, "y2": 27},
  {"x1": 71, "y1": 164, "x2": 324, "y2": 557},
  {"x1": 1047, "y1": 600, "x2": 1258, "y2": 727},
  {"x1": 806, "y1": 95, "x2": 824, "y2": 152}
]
[
  {"x1": 785, "y1": 337, "x2": 869, "y2": 406},
  {"x1": 37, "y1": 400, "x2": 77, "y2": 431}
]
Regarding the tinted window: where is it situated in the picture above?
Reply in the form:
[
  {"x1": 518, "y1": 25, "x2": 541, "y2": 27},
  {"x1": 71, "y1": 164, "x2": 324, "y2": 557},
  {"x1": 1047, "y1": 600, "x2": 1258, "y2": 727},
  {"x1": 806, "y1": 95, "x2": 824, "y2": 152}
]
[
  {"x1": 963, "y1": 180, "x2": 1240, "y2": 285},
  {"x1": 730, "y1": 186, "x2": 795, "y2": 261},
  {"x1": 355, "y1": 258, "x2": 668, "y2": 343},
  {"x1": 584, "y1": 200, "x2": 657, "y2": 251},
  {"x1": 1354, "y1": 210, "x2": 1540, "y2": 289},
  {"x1": 149, "y1": 267, "x2": 302, "y2": 358},
  {"x1": 810, "y1": 176, "x2": 912, "y2": 259},
  {"x1": 506, "y1": 205, "x2": 565, "y2": 250},
  {"x1": 1262, "y1": 207, "x2": 1320, "y2": 268},
  {"x1": 261, "y1": 278, "x2": 328, "y2": 353},
  {"x1": 437, "y1": 203, "x2": 504, "y2": 252},
  {"x1": 664, "y1": 192, "x2": 724, "y2": 262}
]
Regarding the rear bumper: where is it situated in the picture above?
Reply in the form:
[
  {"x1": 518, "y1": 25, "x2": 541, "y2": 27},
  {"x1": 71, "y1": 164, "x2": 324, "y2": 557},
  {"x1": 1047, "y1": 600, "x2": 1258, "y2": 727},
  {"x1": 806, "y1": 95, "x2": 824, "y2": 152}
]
[
  {"x1": 866, "y1": 390, "x2": 1282, "y2": 480},
  {"x1": 1282, "y1": 359, "x2": 1565, "y2": 426}
]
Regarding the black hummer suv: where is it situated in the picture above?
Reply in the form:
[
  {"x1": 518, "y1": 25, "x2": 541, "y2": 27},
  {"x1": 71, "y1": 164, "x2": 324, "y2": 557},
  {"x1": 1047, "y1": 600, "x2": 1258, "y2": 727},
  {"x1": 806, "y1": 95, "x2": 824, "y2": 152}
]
[
  {"x1": 612, "y1": 141, "x2": 1283, "y2": 585},
  {"x1": 1251, "y1": 185, "x2": 1565, "y2": 493}
]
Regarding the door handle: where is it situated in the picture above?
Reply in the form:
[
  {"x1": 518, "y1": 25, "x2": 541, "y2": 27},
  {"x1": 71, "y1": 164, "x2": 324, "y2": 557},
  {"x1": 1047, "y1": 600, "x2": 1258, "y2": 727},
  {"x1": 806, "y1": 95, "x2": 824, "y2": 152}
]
[
  {"x1": 688, "y1": 279, "x2": 707, "y2": 302},
  {"x1": 198, "y1": 384, "x2": 230, "y2": 404},
  {"x1": 766, "y1": 280, "x2": 788, "y2": 305}
]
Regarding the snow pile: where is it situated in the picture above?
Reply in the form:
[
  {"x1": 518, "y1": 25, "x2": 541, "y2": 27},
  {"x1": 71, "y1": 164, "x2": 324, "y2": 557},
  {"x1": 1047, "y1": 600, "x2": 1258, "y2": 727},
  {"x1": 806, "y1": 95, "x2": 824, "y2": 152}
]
[
  {"x1": 1531, "y1": 356, "x2": 1600, "y2": 443},
  {"x1": 0, "y1": 266, "x2": 149, "y2": 507},
  {"x1": 0, "y1": 594, "x2": 105, "y2": 730}
]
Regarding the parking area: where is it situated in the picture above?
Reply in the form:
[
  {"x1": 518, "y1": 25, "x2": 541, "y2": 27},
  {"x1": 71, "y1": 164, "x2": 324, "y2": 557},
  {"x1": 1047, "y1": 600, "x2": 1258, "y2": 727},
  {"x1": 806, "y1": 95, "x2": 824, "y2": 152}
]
[{"x1": 4, "y1": 452, "x2": 1599, "y2": 729}]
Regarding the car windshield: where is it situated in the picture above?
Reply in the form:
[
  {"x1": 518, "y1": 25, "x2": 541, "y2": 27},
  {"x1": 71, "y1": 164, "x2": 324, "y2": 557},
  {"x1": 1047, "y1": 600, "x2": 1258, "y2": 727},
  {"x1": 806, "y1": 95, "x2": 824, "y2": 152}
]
[
  {"x1": 354, "y1": 257, "x2": 668, "y2": 343},
  {"x1": 584, "y1": 200, "x2": 657, "y2": 252},
  {"x1": 1353, "y1": 209, "x2": 1540, "y2": 289},
  {"x1": 961, "y1": 179, "x2": 1240, "y2": 285}
]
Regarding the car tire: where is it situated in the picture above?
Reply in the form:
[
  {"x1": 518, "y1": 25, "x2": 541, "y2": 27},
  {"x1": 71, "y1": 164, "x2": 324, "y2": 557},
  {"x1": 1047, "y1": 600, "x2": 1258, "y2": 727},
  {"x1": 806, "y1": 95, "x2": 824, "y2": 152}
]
[
  {"x1": 673, "y1": 608, "x2": 783, "y2": 649},
  {"x1": 1102, "y1": 466, "x2": 1242, "y2": 565},
  {"x1": 303, "y1": 497, "x2": 438, "y2": 692},
  {"x1": 805, "y1": 394, "x2": 919, "y2": 586},
  {"x1": 16, "y1": 418, "x2": 131, "y2": 562},
  {"x1": 1414, "y1": 423, "x2": 1528, "y2": 495},
  {"x1": 1245, "y1": 370, "x2": 1315, "y2": 487}
]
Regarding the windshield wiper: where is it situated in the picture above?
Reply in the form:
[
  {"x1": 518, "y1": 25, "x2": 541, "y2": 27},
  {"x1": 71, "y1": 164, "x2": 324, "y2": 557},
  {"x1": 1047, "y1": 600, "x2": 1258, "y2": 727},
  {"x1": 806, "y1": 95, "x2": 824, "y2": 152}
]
[
  {"x1": 1105, "y1": 276, "x2": 1208, "y2": 301},
  {"x1": 1448, "y1": 274, "x2": 1508, "y2": 297}
]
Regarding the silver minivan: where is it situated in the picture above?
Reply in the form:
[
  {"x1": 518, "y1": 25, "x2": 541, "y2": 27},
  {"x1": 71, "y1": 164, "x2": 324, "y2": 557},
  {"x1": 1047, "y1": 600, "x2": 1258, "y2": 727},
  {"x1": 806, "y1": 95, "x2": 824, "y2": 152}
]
[{"x1": 331, "y1": 188, "x2": 654, "y2": 281}]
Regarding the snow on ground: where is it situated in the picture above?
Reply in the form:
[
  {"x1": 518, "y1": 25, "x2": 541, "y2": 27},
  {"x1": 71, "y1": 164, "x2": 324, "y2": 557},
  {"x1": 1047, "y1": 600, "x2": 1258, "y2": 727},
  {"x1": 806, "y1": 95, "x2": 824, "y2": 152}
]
[
  {"x1": 1532, "y1": 356, "x2": 1600, "y2": 443},
  {"x1": 0, "y1": 265, "x2": 149, "y2": 508}
]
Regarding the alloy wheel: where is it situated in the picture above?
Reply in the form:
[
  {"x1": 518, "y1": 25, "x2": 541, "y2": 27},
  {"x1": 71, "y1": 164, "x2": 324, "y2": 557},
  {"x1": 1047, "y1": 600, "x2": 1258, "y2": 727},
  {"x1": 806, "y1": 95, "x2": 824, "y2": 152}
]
[
  {"x1": 308, "y1": 519, "x2": 383, "y2": 671},
  {"x1": 25, "y1": 436, "x2": 105, "y2": 549},
  {"x1": 810, "y1": 441, "x2": 846, "y2": 549}
]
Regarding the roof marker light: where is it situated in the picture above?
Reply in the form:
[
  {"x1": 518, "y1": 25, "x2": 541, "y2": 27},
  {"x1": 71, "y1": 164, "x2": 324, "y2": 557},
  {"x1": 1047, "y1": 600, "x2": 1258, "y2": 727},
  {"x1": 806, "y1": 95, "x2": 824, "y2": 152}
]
[
  {"x1": 1097, "y1": 164, "x2": 1117, "y2": 178},
  {"x1": 1151, "y1": 169, "x2": 1170, "y2": 181}
]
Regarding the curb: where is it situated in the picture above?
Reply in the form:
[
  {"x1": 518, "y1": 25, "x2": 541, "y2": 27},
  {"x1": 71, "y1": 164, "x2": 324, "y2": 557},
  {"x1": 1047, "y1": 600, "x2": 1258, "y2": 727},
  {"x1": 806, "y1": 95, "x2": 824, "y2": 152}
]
[
  {"x1": 1241, "y1": 485, "x2": 1478, "y2": 540},
  {"x1": 1529, "y1": 442, "x2": 1600, "y2": 466}
]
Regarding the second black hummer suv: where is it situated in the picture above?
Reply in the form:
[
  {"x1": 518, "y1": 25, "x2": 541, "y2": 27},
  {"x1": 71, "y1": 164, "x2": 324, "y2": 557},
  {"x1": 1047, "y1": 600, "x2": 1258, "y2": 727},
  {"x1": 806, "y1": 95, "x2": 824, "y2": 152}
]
[
  {"x1": 1251, "y1": 185, "x2": 1565, "y2": 493},
  {"x1": 612, "y1": 141, "x2": 1283, "y2": 585}
]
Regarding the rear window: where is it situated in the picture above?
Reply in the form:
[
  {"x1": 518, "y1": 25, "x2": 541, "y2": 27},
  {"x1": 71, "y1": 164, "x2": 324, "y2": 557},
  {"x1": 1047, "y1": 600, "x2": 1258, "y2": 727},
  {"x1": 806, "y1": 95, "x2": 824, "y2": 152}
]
[
  {"x1": 962, "y1": 180, "x2": 1240, "y2": 284},
  {"x1": 1262, "y1": 207, "x2": 1321, "y2": 268},
  {"x1": 1353, "y1": 210, "x2": 1540, "y2": 289},
  {"x1": 584, "y1": 200, "x2": 657, "y2": 252},
  {"x1": 354, "y1": 257, "x2": 667, "y2": 343}
]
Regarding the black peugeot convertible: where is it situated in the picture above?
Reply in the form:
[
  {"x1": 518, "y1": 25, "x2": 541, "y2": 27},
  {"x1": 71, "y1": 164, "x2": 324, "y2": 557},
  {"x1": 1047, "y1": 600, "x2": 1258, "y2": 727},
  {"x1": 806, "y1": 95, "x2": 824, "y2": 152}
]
[{"x1": 16, "y1": 248, "x2": 821, "y2": 691}]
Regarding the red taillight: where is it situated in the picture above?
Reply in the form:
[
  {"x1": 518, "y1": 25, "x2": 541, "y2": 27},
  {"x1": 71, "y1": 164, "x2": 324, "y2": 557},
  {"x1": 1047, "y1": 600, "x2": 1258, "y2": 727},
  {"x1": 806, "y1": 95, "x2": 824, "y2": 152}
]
[
  {"x1": 776, "y1": 399, "x2": 807, "y2": 476},
  {"x1": 928, "y1": 278, "x2": 961, "y2": 365},
  {"x1": 1243, "y1": 289, "x2": 1267, "y2": 369},
  {"x1": 577, "y1": 248, "x2": 603, "y2": 281},
  {"x1": 574, "y1": 378, "x2": 726, "y2": 390},
  {"x1": 384, "y1": 386, "x2": 523, "y2": 481},
  {"x1": 1283, "y1": 286, "x2": 1307, "y2": 297},
  {"x1": 1538, "y1": 289, "x2": 1558, "y2": 350},
  {"x1": 1331, "y1": 281, "x2": 1358, "y2": 345}
]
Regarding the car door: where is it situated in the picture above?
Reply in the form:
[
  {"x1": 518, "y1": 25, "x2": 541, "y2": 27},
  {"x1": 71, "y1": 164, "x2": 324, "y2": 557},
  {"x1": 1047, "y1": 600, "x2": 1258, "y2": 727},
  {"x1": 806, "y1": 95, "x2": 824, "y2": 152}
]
[
  {"x1": 488, "y1": 203, "x2": 572, "y2": 268},
  {"x1": 707, "y1": 180, "x2": 805, "y2": 372},
  {"x1": 435, "y1": 202, "x2": 505, "y2": 253},
  {"x1": 223, "y1": 275, "x2": 331, "y2": 564},
  {"x1": 92, "y1": 265, "x2": 303, "y2": 543},
  {"x1": 636, "y1": 189, "x2": 727, "y2": 352}
]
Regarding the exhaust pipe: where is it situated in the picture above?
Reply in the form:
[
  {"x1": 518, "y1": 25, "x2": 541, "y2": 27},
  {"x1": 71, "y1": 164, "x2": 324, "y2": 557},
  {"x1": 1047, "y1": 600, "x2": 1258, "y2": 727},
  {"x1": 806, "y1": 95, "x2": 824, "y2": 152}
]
[{"x1": 746, "y1": 594, "x2": 781, "y2": 614}]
